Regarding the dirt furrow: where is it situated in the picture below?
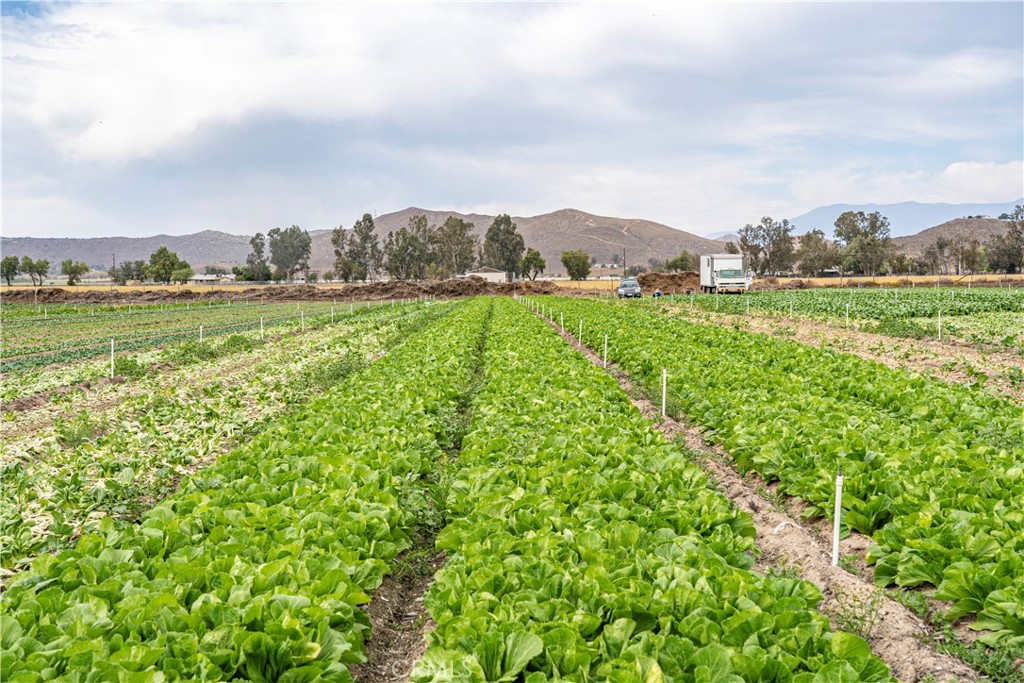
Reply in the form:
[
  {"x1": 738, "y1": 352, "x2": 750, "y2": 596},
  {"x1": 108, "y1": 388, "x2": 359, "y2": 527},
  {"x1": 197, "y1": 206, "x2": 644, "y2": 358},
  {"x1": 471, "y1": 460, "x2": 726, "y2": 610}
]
[
  {"x1": 668, "y1": 305, "x2": 1024, "y2": 405},
  {"x1": 538, "y1": 310, "x2": 979, "y2": 683}
]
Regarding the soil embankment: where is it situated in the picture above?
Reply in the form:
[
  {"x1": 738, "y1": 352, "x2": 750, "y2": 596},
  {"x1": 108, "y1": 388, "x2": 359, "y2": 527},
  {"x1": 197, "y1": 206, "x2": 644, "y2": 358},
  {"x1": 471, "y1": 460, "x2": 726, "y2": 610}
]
[{"x1": 1, "y1": 278, "x2": 558, "y2": 305}]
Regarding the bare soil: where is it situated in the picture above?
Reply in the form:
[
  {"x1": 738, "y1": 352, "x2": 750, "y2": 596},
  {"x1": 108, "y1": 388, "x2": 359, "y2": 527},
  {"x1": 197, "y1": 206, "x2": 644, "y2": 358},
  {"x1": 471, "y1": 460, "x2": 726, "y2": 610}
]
[
  {"x1": 541, "y1": 311, "x2": 980, "y2": 683},
  {"x1": 637, "y1": 272, "x2": 700, "y2": 293},
  {"x1": 1, "y1": 278, "x2": 558, "y2": 306},
  {"x1": 350, "y1": 541, "x2": 444, "y2": 683},
  {"x1": 670, "y1": 307, "x2": 1024, "y2": 405}
]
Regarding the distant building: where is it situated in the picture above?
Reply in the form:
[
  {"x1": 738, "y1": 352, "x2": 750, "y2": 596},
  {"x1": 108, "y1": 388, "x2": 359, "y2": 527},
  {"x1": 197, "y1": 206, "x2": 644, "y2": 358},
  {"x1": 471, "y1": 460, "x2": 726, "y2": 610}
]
[
  {"x1": 460, "y1": 267, "x2": 506, "y2": 283},
  {"x1": 189, "y1": 273, "x2": 236, "y2": 285}
]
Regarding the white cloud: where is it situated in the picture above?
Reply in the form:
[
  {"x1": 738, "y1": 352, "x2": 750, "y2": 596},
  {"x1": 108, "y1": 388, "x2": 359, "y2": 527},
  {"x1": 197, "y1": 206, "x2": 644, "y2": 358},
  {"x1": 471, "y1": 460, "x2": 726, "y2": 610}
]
[{"x1": 2, "y1": 2, "x2": 1022, "y2": 237}]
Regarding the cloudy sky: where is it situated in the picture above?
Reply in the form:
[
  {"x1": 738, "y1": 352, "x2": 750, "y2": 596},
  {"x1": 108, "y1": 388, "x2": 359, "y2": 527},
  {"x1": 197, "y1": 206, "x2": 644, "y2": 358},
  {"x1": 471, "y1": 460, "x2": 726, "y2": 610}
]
[{"x1": 3, "y1": 1, "x2": 1022, "y2": 238}]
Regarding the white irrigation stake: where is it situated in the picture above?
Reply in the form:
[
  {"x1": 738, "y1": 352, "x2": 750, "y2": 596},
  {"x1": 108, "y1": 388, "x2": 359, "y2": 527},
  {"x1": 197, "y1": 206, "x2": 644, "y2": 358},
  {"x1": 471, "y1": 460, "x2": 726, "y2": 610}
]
[
  {"x1": 578, "y1": 319, "x2": 583, "y2": 345},
  {"x1": 603, "y1": 333, "x2": 608, "y2": 368},
  {"x1": 110, "y1": 339, "x2": 115, "y2": 378},
  {"x1": 199, "y1": 325, "x2": 204, "y2": 343},
  {"x1": 560, "y1": 312, "x2": 564, "y2": 332},
  {"x1": 845, "y1": 303, "x2": 850, "y2": 329},
  {"x1": 661, "y1": 368, "x2": 667, "y2": 418},
  {"x1": 789, "y1": 301, "x2": 794, "y2": 320},
  {"x1": 260, "y1": 316, "x2": 264, "y2": 340},
  {"x1": 832, "y1": 468, "x2": 844, "y2": 566},
  {"x1": 301, "y1": 310, "x2": 305, "y2": 332},
  {"x1": 938, "y1": 309, "x2": 942, "y2": 341}
]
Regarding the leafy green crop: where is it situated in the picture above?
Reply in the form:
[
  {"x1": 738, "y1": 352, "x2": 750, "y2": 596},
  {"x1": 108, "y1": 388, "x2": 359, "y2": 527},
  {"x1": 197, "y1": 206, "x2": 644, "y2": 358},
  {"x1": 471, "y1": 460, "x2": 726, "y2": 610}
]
[
  {"x1": 0, "y1": 299, "x2": 491, "y2": 680},
  {"x1": 414, "y1": 299, "x2": 894, "y2": 682},
  {"x1": 540, "y1": 296, "x2": 1024, "y2": 646}
]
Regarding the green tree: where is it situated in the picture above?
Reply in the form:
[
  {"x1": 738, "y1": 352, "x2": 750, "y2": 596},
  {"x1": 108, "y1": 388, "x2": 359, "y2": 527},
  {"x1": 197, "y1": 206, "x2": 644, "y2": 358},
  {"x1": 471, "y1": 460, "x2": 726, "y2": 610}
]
[
  {"x1": 20, "y1": 256, "x2": 49, "y2": 285},
  {"x1": 482, "y1": 214, "x2": 525, "y2": 281},
  {"x1": 146, "y1": 247, "x2": 189, "y2": 284},
  {"x1": 330, "y1": 227, "x2": 355, "y2": 282},
  {"x1": 112, "y1": 260, "x2": 147, "y2": 284},
  {"x1": 665, "y1": 250, "x2": 696, "y2": 272},
  {"x1": 724, "y1": 241, "x2": 740, "y2": 255},
  {"x1": 986, "y1": 204, "x2": 1024, "y2": 274},
  {"x1": 335, "y1": 214, "x2": 383, "y2": 282},
  {"x1": 433, "y1": 216, "x2": 478, "y2": 278},
  {"x1": 795, "y1": 229, "x2": 840, "y2": 277},
  {"x1": 561, "y1": 249, "x2": 591, "y2": 280},
  {"x1": 306, "y1": 272, "x2": 319, "y2": 284},
  {"x1": 242, "y1": 233, "x2": 272, "y2": 281},
  {"x1": 383, "y1": 214, "x2": 434, "y2": 281},
  {"x1": 267, "y1": 225, "x2": 312, "y2": 280},
  {"x1": 60, "y1": 259, "x2": 90, "y2": 285},
  {"x1": 738, "y1": 216, "x2": 796, "y2": 276},
  {"x1": 1, "y1": 256, "x2": 20, "y2": 285},
  {"x1": 833, "y1": 211, "x2": 895, "y2": 276},
  {"x1": 170, "y1": 266, "x2": 193, "y2": 284},
  {"x1": 520, "y1": 248, "x2": 546, "y2": 280},
  {"x1": 885, "y1": 253, "x2": 914, "y2": 277}
]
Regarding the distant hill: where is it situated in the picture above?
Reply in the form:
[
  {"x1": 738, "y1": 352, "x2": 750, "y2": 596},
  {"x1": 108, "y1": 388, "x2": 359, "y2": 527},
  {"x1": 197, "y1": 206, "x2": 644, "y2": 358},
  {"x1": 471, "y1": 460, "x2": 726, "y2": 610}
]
[
  {"x1": 312, "y1": 207, "x2": 725, "y2": 274},
  {"x1": 893, "y1": 218, "x2": 1011, "y2": 258},
  {"x1": 2, "y1": 209, "x2": 724, "y2": 277},
  {"x1": 791, "y1": 199, "x2": 1022, "y2": 237},
  {"x1": 1, "y1": 230, "x2": 253, "y2": 272}
]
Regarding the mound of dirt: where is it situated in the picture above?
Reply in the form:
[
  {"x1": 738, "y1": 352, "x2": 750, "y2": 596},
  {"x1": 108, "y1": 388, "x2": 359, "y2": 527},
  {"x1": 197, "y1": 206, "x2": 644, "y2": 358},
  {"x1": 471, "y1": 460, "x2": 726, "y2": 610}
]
[
  {"x1": 0, "y1": 277, "x2": 559, "y2": 306},
  {"x1": 637, "y1": 272, "x2": 700, "y2": 294}
]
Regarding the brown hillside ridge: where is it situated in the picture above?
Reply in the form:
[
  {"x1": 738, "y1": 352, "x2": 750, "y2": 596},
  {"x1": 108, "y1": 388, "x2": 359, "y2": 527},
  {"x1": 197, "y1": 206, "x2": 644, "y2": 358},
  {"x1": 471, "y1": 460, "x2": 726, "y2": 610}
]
[
  {"x1": 894, "y1": 217, "x2": 1010, "y2": 258},
  {"x1": 312, "y1": 207, "x2": 726, "y2": 274}
]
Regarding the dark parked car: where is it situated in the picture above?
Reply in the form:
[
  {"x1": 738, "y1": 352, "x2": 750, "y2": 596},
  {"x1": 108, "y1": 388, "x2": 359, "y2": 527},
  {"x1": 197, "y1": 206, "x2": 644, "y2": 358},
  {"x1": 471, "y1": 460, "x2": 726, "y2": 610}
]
[{"x1": 617, "y1": 279, "x2": 642, "y2": 298}]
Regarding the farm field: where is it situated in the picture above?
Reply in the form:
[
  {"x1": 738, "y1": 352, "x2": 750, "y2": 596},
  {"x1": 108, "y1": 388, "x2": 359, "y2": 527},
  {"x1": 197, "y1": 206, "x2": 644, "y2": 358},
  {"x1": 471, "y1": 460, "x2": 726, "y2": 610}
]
[
  {"x1": 2, "y1": 292, "x2": 1021, "y2": 681},
  {"x1": 656, "y1": 305, "x2": 1024, "y2": 405},
  {"x1": 0, "y1": 301, "x2": 443, "y2": 570},
  {"x1": 532, "y1": 296, "x2": 1024, "y2": 650}
]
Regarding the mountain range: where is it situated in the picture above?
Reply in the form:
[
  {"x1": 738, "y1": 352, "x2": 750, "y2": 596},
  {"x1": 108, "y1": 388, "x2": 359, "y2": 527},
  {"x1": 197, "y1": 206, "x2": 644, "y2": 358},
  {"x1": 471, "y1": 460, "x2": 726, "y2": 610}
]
[
  {"x1": 789, "y1": 199, "x2": 1021, "y2": 237},
  {"x1": 2, "y1": 200, "x2": 1019, "y2": 276},
  {"x1": 4, "y1": 208, "x2": 725, "y2": 276}
]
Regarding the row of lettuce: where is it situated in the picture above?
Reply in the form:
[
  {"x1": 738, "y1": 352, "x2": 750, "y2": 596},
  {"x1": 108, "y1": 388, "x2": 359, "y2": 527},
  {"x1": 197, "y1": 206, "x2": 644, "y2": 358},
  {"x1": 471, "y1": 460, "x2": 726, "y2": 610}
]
[
  {"x1": 675, "y1": 287, "x2": 1023, "y2": 320},
  {"x1": 539, "y1": 296, "x2": 1024, "y2": 648},
  {"x1": 412, "y1": 299, "x2": 892, "y2": 682},
  {"x1": 1, "y1": 301, "x2": 443, "y2": 570},
  {"x1": 1, "y1": 301, "x2": 388, "y2": 373},
  {"x1": 1, "y1": 299, "x2": 485, "y2": 681},
  {"x1": 3, "y1": 296, "x2": 895, "y2": 681}
]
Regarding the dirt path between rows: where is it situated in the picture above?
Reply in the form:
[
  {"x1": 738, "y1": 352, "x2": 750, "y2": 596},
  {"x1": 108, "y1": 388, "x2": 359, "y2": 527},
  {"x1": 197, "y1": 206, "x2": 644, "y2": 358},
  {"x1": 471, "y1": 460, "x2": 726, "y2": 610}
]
[
  {"x1": 351, "y1": 542, "x2": 444, "y2": 683},
  {"x1": 666, "y1": 305, "x2": 1024, "y2": 405},
  {"x1": 537, "y1": 310, "x2": 979, "y2": 683}
]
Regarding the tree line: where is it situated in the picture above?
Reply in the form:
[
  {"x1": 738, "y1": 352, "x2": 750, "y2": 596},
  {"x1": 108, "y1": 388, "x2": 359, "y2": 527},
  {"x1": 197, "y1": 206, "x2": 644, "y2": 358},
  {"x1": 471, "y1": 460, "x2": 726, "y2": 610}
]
[
  {"x1": 1, "y1": 256, "x2": 93, "y2": 286},
  {"x1": 325, "y1": 212, "x2": 541, "y2": 282},
  {"x1": 733, "y1": 204, "x2": 1024, "y2": 277}
]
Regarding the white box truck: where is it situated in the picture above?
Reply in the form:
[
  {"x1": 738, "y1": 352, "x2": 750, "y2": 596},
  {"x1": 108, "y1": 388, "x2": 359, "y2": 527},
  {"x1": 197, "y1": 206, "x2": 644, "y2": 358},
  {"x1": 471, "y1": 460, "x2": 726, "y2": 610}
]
[{"x1": 700, "y1": 254, "x2": 751, "y2": 293}]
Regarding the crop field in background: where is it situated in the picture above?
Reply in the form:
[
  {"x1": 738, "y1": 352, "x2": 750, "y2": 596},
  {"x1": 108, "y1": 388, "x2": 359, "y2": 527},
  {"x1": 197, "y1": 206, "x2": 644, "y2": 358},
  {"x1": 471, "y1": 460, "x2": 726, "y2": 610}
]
[{"x1": 1, "y1": 291, "x2": 1022, "y2": 681}]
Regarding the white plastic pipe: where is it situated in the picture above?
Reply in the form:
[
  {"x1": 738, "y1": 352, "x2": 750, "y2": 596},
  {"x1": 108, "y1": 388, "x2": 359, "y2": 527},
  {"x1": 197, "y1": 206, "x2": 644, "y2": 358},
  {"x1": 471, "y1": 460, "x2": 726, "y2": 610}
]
[
  {"x1": 661, "y1": 368, "x2": 667, "y2": 417},
  {"x1": 603, "y1": 333, "x2": 608, "y2": 368},
  {"x1": 938, "y1": 310, "x2": 942, "y2": 340},
  {"x1": 199, "y1": 325, "x2": 203, "y2": 343},
  {"x1": 301, "y1": 310, "x2": 305, "y2": 332},
  {"x1": 832, "y1": 469, "x2": 844, "y2": 566},
  {"x1": 110, "y1": 339, "x2": 114, "y2": 378},
  {"x1": 260, "y1": 316, "x2": 264, "y2": 340}
]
